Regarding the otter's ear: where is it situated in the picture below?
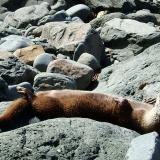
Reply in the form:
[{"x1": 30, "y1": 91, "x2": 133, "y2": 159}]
[{"x1": 154, "y1": 93, "x2": 160, "y2": 107}]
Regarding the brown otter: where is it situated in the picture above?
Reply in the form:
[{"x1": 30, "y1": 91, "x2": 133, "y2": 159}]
[{"x1": 0, "y1": 86, "x2": 160, "y2": 134}]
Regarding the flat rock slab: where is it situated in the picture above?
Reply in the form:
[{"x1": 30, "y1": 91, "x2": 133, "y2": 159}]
[
  {"x1": 0, "y1": 118, "x2": 139, "y2": 159},
  {"x1": 126, "y1": 132, "x2": 160, "y2": 160},
  {"x1": 105, "y1": 18, "x2": 157, "y2": 36},
  {"x1": 95, "y1": 42, "x2": 160, "y2": 101}
]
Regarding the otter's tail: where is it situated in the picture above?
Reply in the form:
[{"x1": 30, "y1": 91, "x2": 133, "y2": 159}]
[{"x1": 0, "y1": 98, "x2": 30, "y2": 130}]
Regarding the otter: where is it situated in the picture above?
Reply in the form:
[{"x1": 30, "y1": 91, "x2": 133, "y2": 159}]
[{"x1": 0, "y1": 86, "x2": 160, "y2": 134}]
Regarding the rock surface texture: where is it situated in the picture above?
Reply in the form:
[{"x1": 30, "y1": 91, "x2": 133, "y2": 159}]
[
  {"x1": 0, "y1": 118, "x2": 139, "y2": 160},
  {"x1": 95, "y1": 43, "x2": 160, "y2": 101},
  {"x1": 1, "y1": 0, "x2": 160, "y2": 159}
]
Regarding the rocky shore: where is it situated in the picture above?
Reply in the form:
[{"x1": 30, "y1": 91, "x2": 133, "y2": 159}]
[{"x1": 1, "y1": 0, "x2": 160, "y2": 159}]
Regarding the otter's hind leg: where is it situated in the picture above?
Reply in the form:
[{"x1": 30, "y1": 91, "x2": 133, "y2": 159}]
[{"x1": 17, "y1": 86, "x2": 35, "y2": 102}]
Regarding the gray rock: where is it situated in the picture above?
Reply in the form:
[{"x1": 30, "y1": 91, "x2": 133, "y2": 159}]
[
  {"x1": 0, "y1": 11, "x2": 11, "y2": 21},
  {"x1": 105, "y1": 18, "x2": 157, "y2": 36},
  {"x1": 47, "y1": 59, "x2": 94, "y2": 90},
  {"x1": 33, "y1": 52, "x2": 56, "y2": 72},
  {"x1": 154, "y1": 13, "x2": 160, "y2": 25},
  {"x1": 40, "y1": 21, "x2": 105, "y2": 66},
  {"x1": 0, "y1": 56, "x2": 38, "y2": 85},
  {"x1": 0, "y1": 6, "x2": 7, "y2": 14},
  {"x1": 66, "y1": 4, "x2": 93, "y2": 22},
  {"x1": 90, "y1": 12, "x2": 127, "y2": 29},
  {"x1": 38, "y1": 10, "x2": 71, "y2": 26},
  {"x1": 0, "y1": 77, "x2": 8, "y2": 101},
  {"x1": 126, "y1": 132, "x2": 160, "y2": 160},
  {"x1": 100, "y1": 18, "x2": 160, "y2": 62},
  {"x1": 0, "y1": 35, "x2": 33, "y2": 52},
  {"x1": 3, "y1": 2, "x2": 51, "y2": 28},
  {"x1": 95, "y1": 42, "x2": 160, "y2": 101},
  {"x1": 135, "y1": 0, "x2": 160, "y2": 13},
  {"x1": 100, "y1": 25, "x2": 128, "y2": 48},
  {"x1": 6, "y1": 82, "x2": 33, "y2": 101},
  {"x1": 0, "y1": 24, "x2": 22, "y2": 38},
  {"x1": 33, "y1": 72, "x2": 77, "y2": 91},
  {"x1": 0, "y1": 118, "x2": 139, "y2": 159},
  {"x1": 77, "y1": 52, "x2": 101, "y2": 72},
  {"x1": 127, "y1": 9, "x2": 158, "y2": 24},
  {"x1": 24, "y1": 0, "x2": 57, "y2": 7}
]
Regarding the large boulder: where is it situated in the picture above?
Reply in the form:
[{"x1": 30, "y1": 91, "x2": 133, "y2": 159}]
[
  {"x1": 3, "y1": 2, "x2": 51, "y2": 28},
  {"x1": 100, "y1": 18, "x2": 160, "y2": 62},
  {"x1": 0, "y1": 118, "x2": 139, "y2": 159},
  {"x1": 95, "y1": 43, "x2": 160, "y2": 101},
  {"x1": 47, "y1": 59, "x2": 94, "y2": 90},
  {"x1": 0, "y1": 56, "x2": 38, "y2": 85},
  {"x1": 33, "y1": 72, "x2": 77, "y2": 91},
  {"x1": 40, "y1": 21, "x2": 106, "y2": 66}
]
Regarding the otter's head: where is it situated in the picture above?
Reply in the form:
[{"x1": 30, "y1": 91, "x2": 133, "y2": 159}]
[{"x1": 16, "y1": 86, "x2": 35, "y2": 102}]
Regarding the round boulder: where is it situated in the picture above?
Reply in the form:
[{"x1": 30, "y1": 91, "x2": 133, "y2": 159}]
[
  {"x1": 33, "y1": 53, "x2": 56, "y2": 72},
  {"x1": 47, "y1": 59, "x2": 94, "y2": 90},
  {"x1": 66, "y1": 4, "x2": 93, "y2": 22},
  {"x1": 77, "y1": 53, "x2": 101, "y2": 72}
]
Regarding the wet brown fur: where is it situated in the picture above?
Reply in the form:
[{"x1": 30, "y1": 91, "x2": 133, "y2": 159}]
[{"x1": 0, "y1": 87, "x2": 159, "y2": 134}]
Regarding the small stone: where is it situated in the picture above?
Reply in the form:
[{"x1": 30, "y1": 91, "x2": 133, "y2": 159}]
[{"x1": 33, "y1": 53, "x2": 56, "y2": 72}]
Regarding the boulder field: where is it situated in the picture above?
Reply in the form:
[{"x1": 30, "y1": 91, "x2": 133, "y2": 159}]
[{"x1": 1, "y1": 1, "x2": 160, "y2": 159}]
